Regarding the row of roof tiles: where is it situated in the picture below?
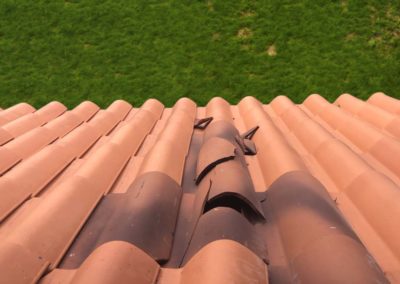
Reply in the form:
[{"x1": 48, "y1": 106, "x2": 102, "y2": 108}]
[{"x1": 0, "y1": 92, "x2": 399, "y2": 283}]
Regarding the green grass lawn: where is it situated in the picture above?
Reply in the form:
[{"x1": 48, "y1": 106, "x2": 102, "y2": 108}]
[{"x1": 0, "y1": 0, "x2": 399, "y2": 108}]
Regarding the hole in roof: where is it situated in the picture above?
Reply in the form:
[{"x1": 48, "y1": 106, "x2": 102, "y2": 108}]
[{"x1": 203, "y1": 194, "x2": 265, "y2": 224}]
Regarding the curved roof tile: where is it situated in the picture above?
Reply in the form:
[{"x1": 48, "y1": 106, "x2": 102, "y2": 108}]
[{"x1": 266, "y1": 171, "x2": 387, "y2": 283}]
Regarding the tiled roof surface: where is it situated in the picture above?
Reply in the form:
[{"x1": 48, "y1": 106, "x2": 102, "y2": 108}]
[{"x1": 0, "y1": 92, "x2": 399, "y2": 283}]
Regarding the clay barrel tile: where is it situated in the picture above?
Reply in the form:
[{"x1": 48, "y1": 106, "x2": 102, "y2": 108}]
[
  {"x1": 42, "y1": 241, "x2": 160, "y2": 284},
  {"x1": 157, "y1": 109, "x2": 193, "y2": 152},
  {"x1": 173, "y1": 97, "x2": 197, "y2": 120},
  {"x1": 108, "y1": 103, "x2": 161, "y2": 154},
  {"x1": 356, "y1": 103, "x2": 396, "y2": 130},
  {"x1": 345, "y1": 170, "x2": 400, "y2": 260},
  {"x1": 305, "y1": 95, "x2": 400, "y2": 175},
  {"x1": 138, "y1": 100, "x2": 195, "y2": 184},
  {"x1": 196, "y1": 137, "x2": 236, "y2": 183},
  {"x1": 206, "y1": 97, "x2": 233, "y2": 122},
  {"x1": 367, "y1": 92, "x2": 400, "y2": 115},
  {"x1": 292, "y1": 234, "x2": 388, "y2": 284},
  {"x1": 2, "y1": 113, "x2": 43, "y2": 137},
  {"x1": 205, "y1": 160, "x2": 265, "y2": 220},
  {"x1": 70, "y1": 101, "x2": 100, "y2": 122},
  {"x1": 269, "y1": 95, "x2": 293, "y2": 116},
  {"x1": 179, "y1": 240, "x2": 268, "y2": 284},
  {"x1": 368, "y1": 138, "x2": 400, "y2": 176},
  {"x1": 304, "y1": 94, "x2": 347, "y2": 130},
  {"x1": 238, "y1": 97, "x2": 306, "y2": 186},
  {"x1": 69, "y1": 103, "x2": 162, "y2": 192},
  {"x1": 267, "y1": 171, "x2": 388, "y2": 283},
  {"x1": 272, "y1": 97, "x2": 374, "y2": 190},
  {"x1": 291, "y1": 119, "x2": 331, "y2": 154},
  {"x1": 75, "y1": 143, "x2": 131, "y2": 193},
  {"x1": 195, "y1": 116, "x2": 265, "y2": 219},
  {"x1": 104, "y1": 100, "x2": 132, "y2": 121},
  {"x1": 57, "y1": 124, "x2": 102, "y2": 158},
  {"x1": 202, "y1": 120, "x2": 239, "y2": 144},
  {"x1": 0, "y1": 148, "x2": 20, "y2": 175},
  {"x1": 0, "y1": 103, "x2": 161, "y2": 279},
  {"x1": 3, "y1": 176, "x2": 99, "y2": 267},
  {"x1": 34, "y1": 101, "x2": 67, "y2": 124},
  {"x1": 5, "y1": 127, "x2": 57, "y2": 161},
  {"x1": 87, "y1": 111, "x2": 120, "y2": 135},
  {"x1": 280, "y1": 97, "x2": 400, "y2": 275},
  {"x1": 0, "y1": 241, "x2": 49, "y2": 284},
  {"x1": 335, "y1": 93, "x2": 364, "y2": 114},
  {"x1": 0, "y1": 144, "x2": 74, "y2": 221},
  {"x1": 0, "y1": 127, "x2": 13, "y2": 145},
  {"x1": 62, "y1": 172, "x2": 182, "y2": 267},
  {"x1": 313, "y1": 139, "x2": 370, "y2": 189},
  {"x1": 0, "y1": 103, "x2": 35, "y2": 126},
  {"x1": 312, "y1": 95, "x2": 400, "y2": 143},
  {"x1": 302, "y1": 94, "x2": 329, "y2": 116},
  {"x1": 384, "y1": 118, "x2": 400, "y2": 139},
  {"x1": 1, "y1": 102, "x2": 65, "y2": 139},
  {"x1": 271, "y1": 97, "x2": 309, "y2": 131},
  {"x1": 140, "y1": 98, "x2": 164, "y2": 120},
  {"x1": 44, "y1": 111, "x2": 84, "y2": 138},
  {"x1": 340, "y1": 94, "x2": 396, "y2": 127},
  {"x1": 139, "y1": 141, "x2": 185, "y2": 184},
  {"x1": 333, "y1": 114, "x2": 382, "y2": 150},
  {"x1": 0, "y1": 177, "x2": 28, "y2": 221},
  {"x1": 70, "y1": 241, "x2": 159, "y2": 284},
  {"x1": 182, "y1": 208, "x2": 267, "y2": 265},
  {"x1": 238, "y1": 96, "x2": 258, "y2": 116},
  {"x1": 87, "y1": 100, "x2": 134, "y2": 135},
  {"x1": 109, "y1": 115, "x2": 154, "y2": 152}
]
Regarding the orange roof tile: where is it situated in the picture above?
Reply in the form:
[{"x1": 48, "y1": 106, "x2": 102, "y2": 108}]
[{"x1": 0, "y1": 93, "x2": 399, "y2": 283}]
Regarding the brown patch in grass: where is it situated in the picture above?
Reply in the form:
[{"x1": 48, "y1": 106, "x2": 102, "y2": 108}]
[
  {"x1": 207, "y1": 1, "x2": 214, "y2": 12},
  {"x1": 368, "y1": 35, "x2": 383, "y2": 47},
  {"x1": 341, "y1": 0, "x2": 348, "y2": 13},
  {"x1": 240, "y1": 11, "x2": 256, "y2": 18},
  {"x1": 345, "y1": 33, "x2": 356, "y2": 41},
  {"x1": 64, "y1": 0, "x2": 78, "y2": 6},
  {"x1": 237, "y1": 27, "x2": 253, "y2": 40},
  {"x1": 266, "y1": 44, "x2": 277, "y2": 56},
  {"x1": 212, "y1": 33, "x2": 220, "y2": 41},
  {"x1": 240, "y1": 44, "x2": 252, "y2": 51},
  {"x1": 248, "y1": 73, "x2": 259, "y2": 79}
]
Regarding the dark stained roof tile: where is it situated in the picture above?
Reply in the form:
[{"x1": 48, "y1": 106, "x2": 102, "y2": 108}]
[
  {"x1": 265, "y1": 171, "x2": 387, "y2": 283},
  {"x1": 61, "y1": 172, "x2": 181, "y2": 268},
  {"x1": 204, "y1": 159, "x2": 265, "y2": 220},
  {"x1": 195, "y1": 136, "x2": 236, "y2": 184},
  {"x1": 182, "y1": 207, "x2": 267, "y2": 265}
]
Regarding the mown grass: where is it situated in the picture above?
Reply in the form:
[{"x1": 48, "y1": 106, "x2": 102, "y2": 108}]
[{"x1": 0, "y1": 0, "x2": 399, "y2": 108}]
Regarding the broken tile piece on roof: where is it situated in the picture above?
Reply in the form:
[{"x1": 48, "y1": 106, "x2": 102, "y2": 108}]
[{"x1": 0, "y1": 92, "x2": 399, "y2": 283}]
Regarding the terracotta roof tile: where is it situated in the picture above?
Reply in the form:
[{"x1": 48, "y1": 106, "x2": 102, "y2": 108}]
[
  {"x1": 0, "y1": 103, "x2": 35, "y2": 127},
  {"x1": 368, "y1": 92, "x2": 400, "y2": 115},
  {"x1": 0, "y1": 93, "x2": 399, "y2": 283}
]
